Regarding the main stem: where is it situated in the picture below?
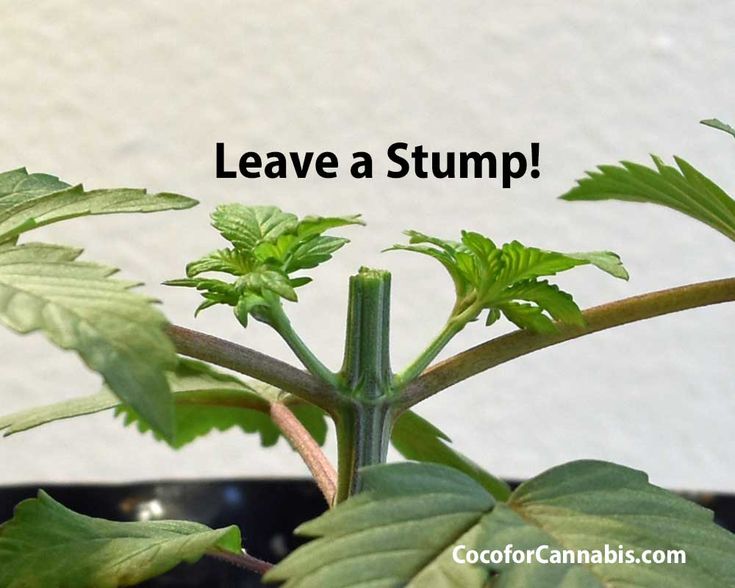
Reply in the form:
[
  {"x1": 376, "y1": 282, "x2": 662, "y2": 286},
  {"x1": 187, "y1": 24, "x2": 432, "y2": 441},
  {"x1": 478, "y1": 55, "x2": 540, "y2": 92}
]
[
  {"x1": 334, "y1": 268, "x2": 395, "y2": 502},
  {"x1": 168, "y1": 277, "x2": 735, "y2": 502}
]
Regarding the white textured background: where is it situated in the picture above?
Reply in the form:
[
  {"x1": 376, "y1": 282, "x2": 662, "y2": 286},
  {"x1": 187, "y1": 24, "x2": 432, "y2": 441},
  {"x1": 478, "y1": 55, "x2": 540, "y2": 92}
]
[{"x1": 1, "y1": 1, "x2": 734, "y2": 491}]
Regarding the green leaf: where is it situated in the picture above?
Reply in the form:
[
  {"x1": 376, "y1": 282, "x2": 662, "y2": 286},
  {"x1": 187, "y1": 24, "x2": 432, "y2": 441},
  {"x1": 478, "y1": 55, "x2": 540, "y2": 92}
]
[
  {"x1": 494, "y1": 241, "x2": 582, "y2": 286},
  {"x1": 498, "y1": 301, "x2": 557, "y2": 333},
  {"x1": 500, "y1": 280, "x2": 584, "y2": 327},
  {"x1": 241, "y1": 269, "x2": 297, "y2": 301},
  {"x1": 494, "y1": 241, "x2": 626, "y2": 284},
  {"x1": 0, "y1": 360, "x2": 328, "y2": 450},
  {"x1": 388, "y1": 231, "x2": 626, "y2": 333},
  {"x1": 0, "y1": 168, "x2": 197, "y2": 438},
  {"x1": 0, "y1": 491, "x2": 241, "y2": 588},
  {"x1": 0, "y1": 243, "x2": 177, "y2": 439},
  {"x1": 0, "y1": 390, "x2": 120, "y2": 436},
  {"x1": 117, "y1": 359, "x2": 281, "y2": 448},
  {"x1": 234, "y1": 292, "x2": 270, "y2": 327},
  {"x1": 128, "y1": 395, "x2": 327, "y2": 450},
  {"x1": 266, "y1": 461, "x2": 735, "y2": 587},
  {"x1": 171, "y1": 205, "x2": 362, "y2": 326},
  {"x1": 482, "y1": 461, "x2": 735, "y2": 587},
  {"x1": 565, "y1": 251, "x2": 629, "y2": 280},
  {"x1": 186, "y1": 249, "x2": 251, "y2": 277},
  {"x1": 286, "y1": 236, "x2": 350, "y2": 272},
  {"x1": 118, "y1": 365, "x2": 328, "y2": 449},
  {"x1": 561, "y1": 155, "x2": 735, "y2": 242},
  {"x1": 211, "y1": 204, "x2": 298, "y2": 252},
  {"x1": 701, "y1": 118, "x2": 735, "y2": 140},
  {"x1": 391, "y1": 411, "x2": 511, "y2": 501},
  {"x1": 266, "y1": 462, "x2": 496, "y2": 587},
  {"x1": 165, "y1": 277, "x2": 240, "y2": 312},
  {"x1": 296, "y1": 214, "x2": 364, "y2": 238},
  {"x1": 0, "y1": 168, "x2": 197, "y2": 245},
  {"x1": 131, "y1": 393, "x2": 326, "y2": 448}
]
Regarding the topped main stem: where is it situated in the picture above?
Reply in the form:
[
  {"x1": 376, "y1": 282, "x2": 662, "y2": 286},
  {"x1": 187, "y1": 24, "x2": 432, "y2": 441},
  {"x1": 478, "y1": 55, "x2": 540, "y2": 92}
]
[
  {"x1": 334, "y1": 268, "x2": 396, "y2": 502},
  {"x1": 339, "y1": 267, "x2": 393, "y2": 397}
]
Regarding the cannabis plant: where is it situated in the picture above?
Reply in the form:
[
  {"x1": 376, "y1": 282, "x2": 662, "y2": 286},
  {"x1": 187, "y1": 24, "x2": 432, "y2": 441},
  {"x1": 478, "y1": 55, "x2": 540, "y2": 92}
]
[{"x1": 1, "y1": 121, "x2": 734, "y2": 587}]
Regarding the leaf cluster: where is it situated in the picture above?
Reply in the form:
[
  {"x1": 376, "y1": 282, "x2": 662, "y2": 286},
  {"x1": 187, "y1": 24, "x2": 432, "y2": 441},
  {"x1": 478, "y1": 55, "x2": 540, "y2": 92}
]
[
  {"x1": 0, "y1": 168, "x2": 197, "y2": 438},
  {"x1": 167, "y1": 204, "x2": 362, "y2": 326},
  {"x1": 389, "y1": 230, "x2": 627, "y2": 333}
]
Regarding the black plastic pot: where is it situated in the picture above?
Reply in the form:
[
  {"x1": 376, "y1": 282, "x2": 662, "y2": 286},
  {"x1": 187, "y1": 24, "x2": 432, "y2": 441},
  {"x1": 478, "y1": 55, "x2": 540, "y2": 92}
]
[{"x1": 1, "y1": 479, "x2": 733, "y2": 587}]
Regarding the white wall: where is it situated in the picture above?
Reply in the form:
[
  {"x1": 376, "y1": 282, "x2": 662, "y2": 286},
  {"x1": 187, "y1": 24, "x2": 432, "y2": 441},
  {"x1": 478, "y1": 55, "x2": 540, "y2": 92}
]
[{"x1": 1, "y1": 1, "x2": 734, "y2": 491}]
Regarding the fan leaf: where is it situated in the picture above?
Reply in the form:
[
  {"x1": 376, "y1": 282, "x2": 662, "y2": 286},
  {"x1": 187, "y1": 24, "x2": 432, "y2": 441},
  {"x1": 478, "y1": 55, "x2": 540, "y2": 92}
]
[
  {"x1": 561, "y1": 155, "x2": 735, "y2": 242},
  {"x1": 0, "y1": 360, "x2": 328, "y2": 450},
  {"x1": 0, "y1": 491, "x2": 241, "y2": 588},
  {"x1": 266, "y1": 461, "x2": 735, "y2": 587},
  {"x1": 0, "y1": 168, "x2": 198, "y2": 437},
  {"x1": 0, "y1": 168, "x2": 196, "y2": 245},
  {"x1": 391, "y1": 411, "x2": 511, "y2": 501},
  {"x1": 0, "y1": 243, "x2": 177, "y2": 438}
]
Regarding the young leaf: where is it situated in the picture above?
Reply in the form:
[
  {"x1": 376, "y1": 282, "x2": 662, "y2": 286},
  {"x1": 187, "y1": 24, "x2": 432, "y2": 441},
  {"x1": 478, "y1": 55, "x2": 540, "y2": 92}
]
[
  {"x1": 186, "y1": 249, "x2": 251, "y2": 277},
  {"x1": 0, "y1": 491, "x2": 242, "y2": 588},
  {"x1": 701, "y1": 118, "x2": 735, "y2": 140},
  {"x1": 0, "y1": 243, "x2": 177, "y2": 438},
  {"x1": 169, "y1": 205, "x2": 362, "y2": 327},
  {"x1": 211, "y1": 205, "x2": 298, "y2": 252},
  {"x1": 388, "y1": 231, "x2": 626, "y2": 333},
  {"x1": 266, "y1": 461, "x2": 735, "y2": 587},
  {"x1": 561, "y1": 155, "x2": 735, "y2": 242},
  {"x1": 0, "y1": 168, "x2": 197, "y2": 245},
  {"x1": 565, "y1": 250, "x2": 630, "y2": 279},
  {"x1": 498, "y1": 280, "x2": 584, "y2": 326},
  {"x1": 498, "y1": 301, "x2": 557, "y2": 333},
  {"x1": 0, "y1": 359, "x2": 328, "y2": 449},
  {"x1": 296, "y1": 214, "x2": 364, "y2": 238},
  {"x1": 391, "y1": 411, "x2": 511, "y2": 501},
  {"x1": 285, "y1": 236, "x2": 350, "y2": 272}
]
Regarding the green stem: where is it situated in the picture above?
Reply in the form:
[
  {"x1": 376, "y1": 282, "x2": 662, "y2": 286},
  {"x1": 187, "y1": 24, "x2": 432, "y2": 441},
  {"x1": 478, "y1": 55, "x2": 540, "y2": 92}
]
[
  {"x1": 335, "y1": 268, "x2": 395, "y2": 501},
  {"x1": 334, "y1": 400, "x2": 393, "y2": 502},
  {"x1": 339, "y1": 268, "x2": 393, "y2": 396},
  {"x1": 393, "y1": 319, "x2": 464, "y2": 390},
  {"x1": 268, "y1": 302, "x2": 340, "y2": 388},
  {"x1": 393, "y1": 300, "x2": 482, "y2": 389}
]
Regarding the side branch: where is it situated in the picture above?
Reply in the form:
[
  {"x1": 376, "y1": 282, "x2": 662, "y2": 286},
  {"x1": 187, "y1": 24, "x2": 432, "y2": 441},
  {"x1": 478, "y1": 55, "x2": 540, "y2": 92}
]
[
  {"x1": 270, "y1": 403, "x2": 337, "y2": 505},
  {"x1": 167, "y1": 325, "x2": 338, "y2": 410},
  {"x1": 398, "y1": 277, "x2": 735, "y2": 409}
]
